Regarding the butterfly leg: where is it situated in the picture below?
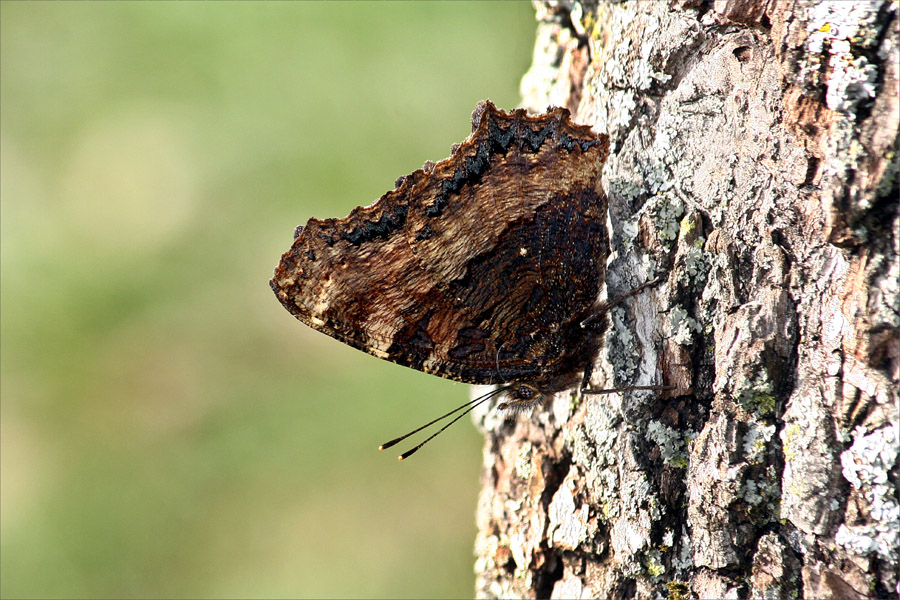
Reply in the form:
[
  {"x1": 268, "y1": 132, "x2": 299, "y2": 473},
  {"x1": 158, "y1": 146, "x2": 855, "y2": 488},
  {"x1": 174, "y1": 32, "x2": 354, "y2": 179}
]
[
  {"x1": 580, "y1": 276, "x2": 666, "y2": 328},
  {"x1": 578, "y1": 276, "x2": 674, "y2": 395},
  {"x1": 579, "y1": 361, "x2": 595, "y2": 391},
  {"x1": 580, "y1": 360, "x2": 673, "y2": 395},
  {"x1": 583, "y1": 384, "x2": 675, "y2": 395}
]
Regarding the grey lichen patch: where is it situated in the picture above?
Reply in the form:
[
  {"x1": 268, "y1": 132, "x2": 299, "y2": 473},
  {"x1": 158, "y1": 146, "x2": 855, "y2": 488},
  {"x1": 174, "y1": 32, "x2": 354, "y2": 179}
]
[
  {"x1": 741, "y1": 465, "x2": 781, "y2": 520},
  {"x1": 645, "y1": 192, "x2": 685, "y2": 245},
  {"x1": 737, "y1": 386, "x2": 777, "y2": 418},
  {"x1": 742, "y1": 421, "x2": 776, "y2": 465},
  {"x1": 581, "y1": 399, "x2": 624, "y2": 467},
  {"x1": 619, "y1": 214, "x2": 640, "y2": 246},
  {"x1": 615, "y1": 191, "x2": 685, "y2": 255},
  {"x1": 672, "y1": 210, "x2": 711, "y2": 292},
  {"x1": 607, "y1": 305, "x2": 640, "y2": 381},
  {"x1": 672, "y1": 531, "x2": 695, "y2": 574},
  {"x1": 678, "y1": 243, "x2": 708, "y2": 285},
  {"x1": 640, "y1": 252, "x2": 660, "y2": 279},
  {"x1": 742, "y1": 462, "x2": 782, "y2": 525},
  {"x1": 646, "y1": 420, "x2": 696, "y2": 468},
  {"x1": 668, "y1": 304, "x2": 702, "y2": 346},
  {"x1": 583, "y1": 2, "x2": 689, "y2": 140},
  {"x1": 740, "y1": 478, "x2": 764, "y2": 508},
  {"x1": 835, "y1": 423, "x2": 900, "y2": 562}
]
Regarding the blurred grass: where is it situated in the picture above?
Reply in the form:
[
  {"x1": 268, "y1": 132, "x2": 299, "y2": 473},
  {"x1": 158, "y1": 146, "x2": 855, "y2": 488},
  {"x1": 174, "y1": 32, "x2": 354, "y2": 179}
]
[{"x1": 0, "y1": 2, "x2": 535, "y2": 597}]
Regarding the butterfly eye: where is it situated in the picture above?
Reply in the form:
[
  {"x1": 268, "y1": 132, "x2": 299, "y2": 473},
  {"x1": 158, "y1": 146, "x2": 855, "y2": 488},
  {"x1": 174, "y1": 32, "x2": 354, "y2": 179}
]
[
  {"x1": 498, "y1": 384, "x2": 544, "y2": 410},
  {"x1": 516, "y1": 386, "x2": 538, "y2": 400}
]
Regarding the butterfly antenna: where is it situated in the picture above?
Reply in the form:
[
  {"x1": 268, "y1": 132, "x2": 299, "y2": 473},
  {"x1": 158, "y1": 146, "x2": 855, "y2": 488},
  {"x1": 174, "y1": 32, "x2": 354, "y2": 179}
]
[
  {"x1": 396, "y1": 388, "x2": 504, "y2": 461},
  {"x1": 379, "y1": 386, "x2": 507, "y2": 460},
  {"x1": 583, "y1": 384, "x2": 675, "y2": 395}
]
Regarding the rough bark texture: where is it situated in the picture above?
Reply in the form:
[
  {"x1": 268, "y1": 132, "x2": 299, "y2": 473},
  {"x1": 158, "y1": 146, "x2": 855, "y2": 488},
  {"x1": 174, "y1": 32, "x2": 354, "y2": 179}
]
[{"x1": 471, "y1": 1, "x2": 899, "y2": 598}]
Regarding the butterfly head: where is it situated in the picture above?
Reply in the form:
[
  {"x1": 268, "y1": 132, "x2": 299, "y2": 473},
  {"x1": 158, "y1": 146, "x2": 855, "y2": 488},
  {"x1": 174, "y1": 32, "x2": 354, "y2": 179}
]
[{"x1": 497, "y1": 383, "x2": 545, "y2": 411}]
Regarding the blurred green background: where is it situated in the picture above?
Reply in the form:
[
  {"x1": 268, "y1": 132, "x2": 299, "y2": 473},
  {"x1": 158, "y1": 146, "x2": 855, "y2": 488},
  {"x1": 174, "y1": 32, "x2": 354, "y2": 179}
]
[{"x1": 0, "y1": 2, "x2": 534, "y2": 597}]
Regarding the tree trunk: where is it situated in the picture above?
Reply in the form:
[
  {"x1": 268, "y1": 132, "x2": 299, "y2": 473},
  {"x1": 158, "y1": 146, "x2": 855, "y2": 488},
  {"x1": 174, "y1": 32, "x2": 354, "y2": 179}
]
[{"x1": 471, "y1": 1, "x2": 899, "y2": 598}]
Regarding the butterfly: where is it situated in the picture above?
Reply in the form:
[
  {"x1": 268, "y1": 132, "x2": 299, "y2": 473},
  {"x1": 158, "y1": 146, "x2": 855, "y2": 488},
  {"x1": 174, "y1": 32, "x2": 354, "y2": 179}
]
[{"x1": 271, "y1": 101, "x2": 666, "y2": 459}]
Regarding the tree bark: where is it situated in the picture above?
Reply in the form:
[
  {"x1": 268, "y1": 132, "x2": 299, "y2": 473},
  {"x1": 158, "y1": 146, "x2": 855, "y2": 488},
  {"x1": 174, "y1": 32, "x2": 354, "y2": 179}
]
[{"x1": 472, "y1": 1, "x2": 899, "y2": 598}]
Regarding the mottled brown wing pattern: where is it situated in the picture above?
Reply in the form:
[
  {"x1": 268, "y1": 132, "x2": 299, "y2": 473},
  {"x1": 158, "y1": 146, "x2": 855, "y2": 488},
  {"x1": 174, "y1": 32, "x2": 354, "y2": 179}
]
[{"x1": 270, "y1": 100, "x2": 610, "y2": 388}]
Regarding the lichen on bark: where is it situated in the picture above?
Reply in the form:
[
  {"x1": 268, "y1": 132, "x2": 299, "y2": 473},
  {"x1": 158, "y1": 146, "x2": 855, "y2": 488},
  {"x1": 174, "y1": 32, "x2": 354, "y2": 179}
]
[{"x1": 472, "y1": 1, "x2": 899, "y2": 598}]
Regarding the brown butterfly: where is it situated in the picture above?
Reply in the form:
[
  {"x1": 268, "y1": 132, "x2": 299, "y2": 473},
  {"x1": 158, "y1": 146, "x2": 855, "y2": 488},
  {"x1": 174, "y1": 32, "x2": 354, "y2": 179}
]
[{"x1": 271, "y1": 101, "x2": 666, "y2": 459}]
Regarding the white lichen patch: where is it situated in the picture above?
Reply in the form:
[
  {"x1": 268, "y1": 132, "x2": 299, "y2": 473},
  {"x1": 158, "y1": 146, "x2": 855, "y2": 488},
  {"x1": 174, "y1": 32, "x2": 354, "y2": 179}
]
[
  {"x1": 735, "y1": 371, "x2": 777, "y2": 417},
  {"x1": 668, "y1": 304, "x2": 701, "y2": 346},
  {"x1": 548, "y1": 476, "x2": 592, "y2": 550},
  {"x1": 807, "y1": 1, "x2": 884, "y2": 112},
  {"x1": 646, "y1": 420, "x2": 696, "y2": 468},
  {"x1": 836, "y1": 424, "x2": 900, "y2": 562},
  {"x1": 619, "y1": 218, "x2": 639, "y2": 245},
  {"x1": 679, "y1": 244, "x2": 708, "y2": 285},
  {"x1": 515, "y1": 443, "x2": 533, "y2": 480},
  {"x1": 741, "y1": 465, "x2": 780, "y2": 512},
  {"x1": 646, "y1": 193, "x2": 685, "y2": 243},
  {"x1": 640, "y1": 252, "x2": 659, "y2": 278},
  {"x1": 743, "y1": 421, "x2": 776, "y2": 465},
  {"x1": 742, "y1": 479, "x2": 763, "y2": 506},
  {"x1": 612, "y1": 516, "x2": 652, "y2": 576}
]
